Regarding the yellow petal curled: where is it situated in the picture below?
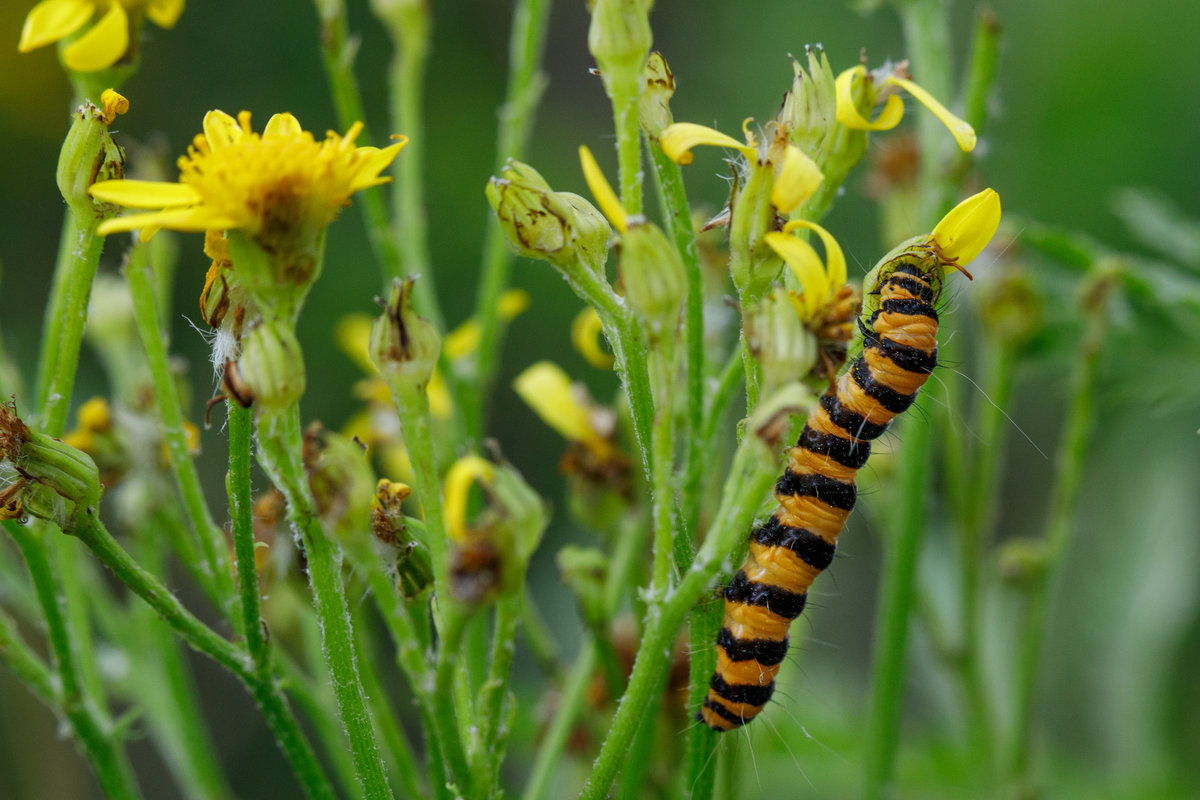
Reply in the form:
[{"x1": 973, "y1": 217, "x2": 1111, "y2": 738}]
[
  {"x1": 513, "y1": 362, "x2": 596, "y2": 444},
  {"x1": 90, "y1": 179, "x2": 201, "y2": 208},
  {"x1": 782, "y1": 219, "x2": 847, "y2": 289},
  {"x1": 886, "y1": 75, "x2": 976, "y2": 152},
  {"x1": 835, "y1": 65, "x2": 905, "y2": 131},
  {"x1": 930, "y1": 188, "x2": 1001, "y2": 267},
  {"x1": 765, "y1": 231, "x2": 829, "y2": 320},
  {"x1": 579, "y1": 145, "x2": 627, "y2": 234},
  {"x1": 443, "y1": 455, "x2": 496, "y2": 542},
  {"x1": 770, "y1": 145, "x2": 824, "y2": 214},
  {"x1": 100, "y1": 88, "x2": 128, "y2": 124},
  {"x1": 62, "y1": 1, "x2": 128, "y2": 72},
  {"x1": 659, "y1": 122, "x2": 756, "y2": 165},
  {"x1": 571, "y1": 307, "x2": 614, "y2": 369},
  {"x1": 146, "y1": 0, "x2": 185, "y2": 29},
  {"x1": 19, "y1": 0, "x2": 92, "y2": 52}
]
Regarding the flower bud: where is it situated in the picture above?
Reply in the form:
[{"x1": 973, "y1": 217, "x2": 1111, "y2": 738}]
[
  {"x1": 230, "y1": 319, "x2": 307, "y2": 414},
  {"x1": 977, "y1": 266, "x2": 1040, "y2": 348},
  {"x1": 997, "y1": 538, "x2": 1048, "y2": 585},
  {"x1": 58, "y1": 96, "x2": 125, "y2": 218},
  {"x1": 0, "y1": 401, "x2": 101, "y2": 527},
  {"x1": 588, "y1": 0, "x2": 652, "y2": 96},
  {"x1": 486, "y1": 161, "x2": 612, "y2": 273},
  {"x1": 639, "y1": 51, "x2": 675, "y2": 140},
  {"x1": 729, "y1": 161, "x2": 782, "y2": 299},
  {"x1": 370, "y1": 277, "x2": 441, "y2": 392},
  {"x1": 557, "y1": 546, "x2": 609, "y2": 630},
  {"x1": 778, "y1": 47, "x2": 837, "y2": 159},
  {"x1": 620, "y1": 222, "x2": 687, "y2": 335},
  {"x1": 302, "y1": 423, "x2": 375, "y2": 542},
  {"x1": 744, "y1": 291, "x2": 818, "y2": 398}
]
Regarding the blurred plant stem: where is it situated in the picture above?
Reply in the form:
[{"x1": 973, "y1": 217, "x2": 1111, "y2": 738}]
[
  {"x1": 463, "y1": 0, "x2": 553, "y2": 441},
  {"x1": 521, "y1": 639, "x2": 598, "y2": 800},
  {"x1": 126, "y1": 243, "x2": 235, "y2": 613},
  {"x1": 255, "y1": 407, "x2": 392, "y2": 799},
  {"x1": 1009, "y1": 266, "x2": 1116, "y2": 792}
]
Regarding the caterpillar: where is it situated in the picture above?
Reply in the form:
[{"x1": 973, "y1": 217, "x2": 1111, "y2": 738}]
[{"x1": 699, "y1": 243, "x2": 948, "y2": 732}]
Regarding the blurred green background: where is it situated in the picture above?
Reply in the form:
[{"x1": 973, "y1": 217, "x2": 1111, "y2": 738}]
[{"x1": 1, "y1": 0, "x2": 1198, "y2": 797}]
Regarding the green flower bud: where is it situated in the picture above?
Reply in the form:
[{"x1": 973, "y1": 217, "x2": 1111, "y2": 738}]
[
  {"x1": 779, "y1": 46, "x2": 837, "y2": 160},
  {"x1": 557, "y1": 545, "x2": 609, "y2": 630},
  {"x1": 639, "y1": 51, "x2": 675, "y2": 140},
  {"x1": 620, "y1": 222, "x2": 686, "y2": 335},
  {"x1": 997, "y1": 538, "x2": 1049, "y2": 585},
  {"x1": 302, "y1": 424, "x2": 375, "y2": 543},
  {"x1": 0, "y1": 401, "x2": 101, "y2": 527},
  {"x1": 486, "y1": 161, "x2": 612, "y2": 272},
  {"x1": 57, "y1": 97, "x2": 125, "y2": 218},
  {"x1": 978, "y1": 266, "x2": 1041, "y2": 347},
  {"x1": 229, "y1": 319, "x2": 307, "y2": 414},
  {"x1": 744, "y1": 291, "x2": 818, "y2": 397},
  {"x1": 370, "y1": 277, "x2": 441, "y2": 392},
  {"x1": 729, "y1": 161, "x2": 782, "y2": 299},
  {"x1": 588, "y1": 0, "x2": 652, "y2": 96}
]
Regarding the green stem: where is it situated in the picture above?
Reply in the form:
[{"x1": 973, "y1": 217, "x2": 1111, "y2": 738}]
[
  {"x1": 432, "y1": 609, "x2": 474, "y2": 795},
  {"x1": 683, "y1": 594, "x2": 723, "y2": 800},
  {"x1": 579, "y1": 432, "x2": 777, "y2": 800},
  {"x1": 5, "y1": 521, "x2": 141, "y2": 800},
  {"x1": 614, "y1": 682, "x2": 664, "y2": 800},
  {"x1": 897, "y1": 0, "x2": 956, "y2": 213},
  {"x1": 126, "y1": 244, "x2": 235, "y2": 613},
  {"x1": 862, "y1": 406, "x2": 934, "y2": 800},
  {"x1": 648, "y1": 337, "x2": 677, "y2": 592},
  {"x1": 0, "y1": 605, "x2": 55, "y2": 705},
  {"x1": 256, "y1": 408, "x2": 392, "y2": 799},
  {"x1": 1009, "y1": 272, "x2": 1112, "y2": 790},
  {"x1": 386, "y1": 4, "x2": 444, "y2": 330},
  {"x1": 36, "y1": 212, "x2": 103, "y2": 435},
  {"x1": 226, "y1": 401, "x2": 266, "y2": 665},
  {"x1": 473, "y1": 595, "x2": 523, "y2": 795},
  {"x1": 463, "y1": 0, "x2": 553, "y2": 440},
  {"x1": 520, "y1": 638, "x2": 597, "y2": 800},
  {"x1": 520, "y1": 591, "x2": 563, "y2": 680},
  {"x1": 66, "y1": 488, "x2": 336, "y2": 798},
  {"x1": 953, "y1": 7, "x2": 1003, "y2": 184},
  {"x1": 609, "y1": 72, "x2": 643, "y2": 218}
]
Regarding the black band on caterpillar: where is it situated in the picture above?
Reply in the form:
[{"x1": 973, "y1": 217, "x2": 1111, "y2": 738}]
[
  {"x1": 850, "y1": 358, "x2": 918, "y2": 414},
  {"x1": 754, "y1": 516, "x2": 837, "y2": 570},
  {"x1": 862, "y1": 332, "x2": 938, "y2": 375},
  {"x1": 708, "y1": 672, "x2": 776, "y2": 707},
  {"x1": 883, "y1": 274, "x2": 935, "y2": 303},
  {"x1": 716, "y1": 628, "x2": 790, "y2": 666},
  {"x1": 819, "y1": 391, "x2": 890, "y2": 441},
  {"x1": 702, "y1": 698, "x2": 749, "y2": 728},
  {"x1": 796, "y1": 424, "x2": 873, "y2": 469},
  {"x1": 877, "y1": 297, "x2": 938, "y2": 321},
  {"x1": 775, "y1": 469, "x2": 858, "y2": 511},
  {"x1": 723, "y1": 571, "x2": 808, "y2": 620}
]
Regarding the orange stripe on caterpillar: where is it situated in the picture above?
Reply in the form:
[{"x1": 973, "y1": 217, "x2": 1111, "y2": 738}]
[{"x1": 700, "y1": 250, "x2": 944, "y2": 731}]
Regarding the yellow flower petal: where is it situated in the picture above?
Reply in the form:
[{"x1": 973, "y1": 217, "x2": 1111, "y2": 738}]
[
  {"x1": 263, "y1": 112, "x2": 302, "y2": 138},
  {"x1": 443, "y1": 454, "x2": 496, "y2": 542},
  {"x1": 571, "y1": 307, "x2": 614, "y2": 369},
  {"x1": 513, "y1": 361, "x2": 596, "y2": 444},
  {"x1": 885, "y1": 75, "x2": 976, "y2": 152},
  {"x1": 90, "y1": 179, "x2": 201, "y2": 208},
  {"x1": 350, "y1": 139, "x2": 406, "y2": 189},
  {"x1": 426, "y1": 369, "x2": 453, "y2": 420},
  {"x1": 335, "y1": 314, "x2": 377, "y2": 374},
  {"x1": 202, "y1": 110, "x2": 243, "y2": 150},
  {"x1": 96, "y1": 206, "x2": 240, "y2": 237},
  {"x1": 61, "y1": 1, "x2": 128, "y2": 72},
  {"x1": 443, "y1": 289, "x2": 530, "y2": 361},
  {"x1": 770, "y1": 145, "x2": 824, "y2": 214},
  {"x1": 497, "y1": 288, "x2": 531, "y2": 319},
  {"x1": 659, "y1": 122, "x2": 756, "y2": 165},
  {"x1": 99, "y1": 88, "x2": 128, "y2": 124},
  {"x1": 765, "y1": 231, "x2": 829, "y2": 320},
  {"x1": 835, "y1": 65, "x2": 905, "y2": 132},
  {"x1": 578, "y1": 145, "x2": 627, "y2": 234},
  {"x1": 18, "y1": 0, "x2": 92, "y2": 52},
  {"x1": 146, "y1": 0, "x2": 185, "y2": 28},
  {"x1": 782, "y1": 219, "x2": 846, "y2": 289},
  {"x1": 930, "y1": 188, "x2": 1001, "y2": 267}
]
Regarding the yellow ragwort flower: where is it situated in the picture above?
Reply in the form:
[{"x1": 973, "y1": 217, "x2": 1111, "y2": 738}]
[
  {"x1": 90, "y1": 110, "x2": 406, "y2": 244},
  {"x1": 443, "y1": 454, "x2": 496, "y2": 543},
  {"x1": 929, "y1": 188, "x2": 1001, "y2": 271},
  {"x1": 835, "y1": 65, "x2": 977, "y2": 152},
  {"x1": 659, "y1": 120, "x2": 823, "y2": 214},
  {"x1": 764, "y1": 220, "x2": 848, "y2": 322},
  {"x1": 19, "y1": 0, "x2": 183, "y2": 73},
  {"x1": 570, "y1": 307, "x2": 613, "y2": 370}
]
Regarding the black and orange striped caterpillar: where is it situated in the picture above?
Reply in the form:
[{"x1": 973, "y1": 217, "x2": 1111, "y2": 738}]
[{"x1": 699, "y1": 242, "x2": 949, "y2": 732}]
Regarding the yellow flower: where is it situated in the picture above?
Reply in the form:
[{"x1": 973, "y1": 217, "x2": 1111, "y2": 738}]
[
  {"x1": 659, "y1": 120, "x2": 823, "y2": 214},
  {"x1": 90, "y1": 110, "x2": 406, "y2": 245},
  {"x1": 835, "y1": 65, "x2": 976, "y2": 152},
  {"x1": 763, "y1": 220, "x2": 848, "y2": 321},
  {"x1": 571, "y1": 307, "x2": 613, "y2": 369},
  {"x1": 19, "y1": 0, "x2": 184, "y2": 73},
  {"x1": 929, "y1": 188, "x2": 1001, "y2": 272},
  {"x1": 443, "y1": 289, "x2": 531, "y2": 360},
  {"x1": 443, "y1": 454, "x2": 496, "y2": 543}
]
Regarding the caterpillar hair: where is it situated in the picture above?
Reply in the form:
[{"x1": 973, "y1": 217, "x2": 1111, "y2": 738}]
[{"x1": 699, "y1": 243, "x2": 949, "y2": 732}]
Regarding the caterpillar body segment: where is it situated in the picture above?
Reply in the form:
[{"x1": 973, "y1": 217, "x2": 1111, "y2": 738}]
[{"x1": 700, "y1": 251, "x2": 944, "y2": 732}]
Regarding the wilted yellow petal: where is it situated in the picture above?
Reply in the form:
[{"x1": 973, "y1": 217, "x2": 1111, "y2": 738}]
[
  {"x1": 99, "y1": 88, "x2": 128, "y2": 124},
  {"x1": 263, "y1": 113, "x2": 302, "y2": 138},
  {"x1": 930, "y1": 188, "x2": 1001, "y2": 267},
  {"x1": 335, "y1": 314, "x2": 376, "y2": 374},
  {"x1": 765, "y1": 231, "x2": 828, "y2": 320},
  {"x1": 782, "y1": 219, "x2": 847, "y2": 289},
  {"x1": 61, "y1": 1, "x2": 128, "y2": 72},
  {"x1": 426, "y1": 369, "x2": 453, "y2": 420},
  {"x1": 771, "y1": 146, "x2": 824, "y2": 214},
  {"x1": 578, "y1": 145, "x2": 627, "y2": 234},
  {"x1": 513, "y1": 362, "x2": 596, "y2": 444},
  {"x1": 886, "y1": 75, "x2": 976, "y2": 152},
  {"x1": 659, "y1": 122, "x2": 755, "y2": 165},
  {"x1": 571, "y1": 307, "x2": 614, "y2": 369},
  {"x1": 443, "y1": 454, "x2": 496, "y2": 542},
  {"x1": 835, "y1": 65, "x2": 905, "y2": 132},
  {"x1": 18, "y1": 0, "x2": 92, "y2": 53},
  {"x1": 146, "y1": 0, "x2": 185, "y2": 28},
  {"x1": 90, "y1": 179, "x2": 201, "y2": 208}
]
